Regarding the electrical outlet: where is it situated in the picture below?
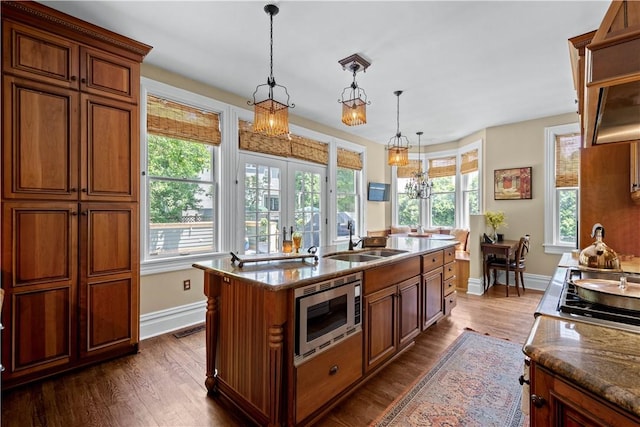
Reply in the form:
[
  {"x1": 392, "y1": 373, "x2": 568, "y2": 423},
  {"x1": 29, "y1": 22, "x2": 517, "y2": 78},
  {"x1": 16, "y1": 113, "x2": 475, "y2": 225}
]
[{"x1": 183, "y1": 279, "x2": 191, "y2": 291}]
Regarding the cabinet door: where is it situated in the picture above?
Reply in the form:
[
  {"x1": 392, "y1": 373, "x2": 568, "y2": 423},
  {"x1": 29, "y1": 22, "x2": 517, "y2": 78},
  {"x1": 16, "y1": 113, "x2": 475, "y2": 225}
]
[
  {"x1": 78, "y1": 203, "x2": 138, "y2": 358},
  {"x1": 364, "y1": 286, "x2": 397, "y2": 373},
  {"x1": 80, "y1": 47, "x2": 140, "y2": 103},
  {"x1": 398, "y1": 276, "x2": 420, "y2": 349},
  {"x1": 422, "y1": 267, "x2": 443, "y2": 330},
  {"x1": 1, "y1": 202, "x2": 77, "y2": 381},
  {"x1": 2, "y1": 76, "x2": 79, "y2": 200},
  {"x1": 81, "y1": 94, "x2": 139, "y2": 202},
  {"x1": 2, "y1": 21, "x2": 80, "y2": 89}
]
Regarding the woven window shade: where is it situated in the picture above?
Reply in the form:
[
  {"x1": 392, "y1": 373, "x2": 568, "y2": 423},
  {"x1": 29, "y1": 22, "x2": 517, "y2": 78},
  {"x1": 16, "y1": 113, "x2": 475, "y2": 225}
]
[
  {"x1": 238, "y1": 120, "x2": 328, "y2": 165},
  {"x1": 337, "y1": 148, "x2": 363, "y2": 170},
  {"x1": 238, "y1": 120, "x2": 292, "y2": 157},
  {"x1": 290, "y1": 135, "x2": 329, "y2": 165},
  {"x1": 147, "y1": 94, "x2": 221, "y2": 145},
  {"x1": 460, "y1": 149, "x2": 478, "y2": 174},
  {"x1": 555, "y1": 133, "x2": 581, "y2": 187},
  {"x1": 428, "y1": 156, "x2": 457, "y2": 178},
  {"x1": 397, "y1": 160, "x2": 422, "y2": 178}
]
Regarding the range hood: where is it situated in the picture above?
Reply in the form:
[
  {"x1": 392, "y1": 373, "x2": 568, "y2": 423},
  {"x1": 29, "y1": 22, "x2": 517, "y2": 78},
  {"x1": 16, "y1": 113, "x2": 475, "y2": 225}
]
[{"x1": 584, "y1": 0, "x2": 640, "y2": 147}]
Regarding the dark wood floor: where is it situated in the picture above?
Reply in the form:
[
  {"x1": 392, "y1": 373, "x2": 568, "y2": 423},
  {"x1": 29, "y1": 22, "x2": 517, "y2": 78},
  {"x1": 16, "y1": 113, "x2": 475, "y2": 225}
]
[{"x1": 1, "y1": 285, "x2": 542, "y2": 427}]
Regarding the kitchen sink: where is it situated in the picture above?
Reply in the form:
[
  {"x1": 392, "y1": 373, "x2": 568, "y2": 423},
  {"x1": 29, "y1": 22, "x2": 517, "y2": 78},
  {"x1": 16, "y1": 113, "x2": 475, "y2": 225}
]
[
  {"x1": 324, "y1": 253, "x2": 382, "y2": 263},
  {"x1": 360, "y1": 249, "x2": 408, "y2": 257}
]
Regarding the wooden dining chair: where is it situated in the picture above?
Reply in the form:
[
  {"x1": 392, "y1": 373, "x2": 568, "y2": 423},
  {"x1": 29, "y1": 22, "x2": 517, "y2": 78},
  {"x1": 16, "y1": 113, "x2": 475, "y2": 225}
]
[{"x1": 487, "y1": 235, "x2": 530, "y2": 296}]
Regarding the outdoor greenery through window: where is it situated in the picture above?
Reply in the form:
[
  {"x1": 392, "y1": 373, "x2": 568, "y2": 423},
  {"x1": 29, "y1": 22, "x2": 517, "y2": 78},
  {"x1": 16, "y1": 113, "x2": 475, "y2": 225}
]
[
  {"x1": 145, "y1": 94, "x2": 217, "y2": 259},
  {"x1": 336, "y1": 167, "x2": 359, "y2": 239},
  {"x1": 555, "y1": 133, "x2": 580, "y2": 246},
  {"x1": 430, "y1": 175, "x2": 456, "y2": 227}
]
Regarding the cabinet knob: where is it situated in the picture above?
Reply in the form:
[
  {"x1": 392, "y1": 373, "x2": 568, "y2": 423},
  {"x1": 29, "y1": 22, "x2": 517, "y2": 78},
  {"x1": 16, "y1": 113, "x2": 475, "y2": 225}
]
[
  {"x1": 518, "y1": 374, "x2": 530, "y2": 385},
  {"x1": 81, "y1": 78, "x2": 87, "y2": 83},
  {"x1": 81, "y1": 211, "x2": 88, "y2": 216},
  {"x1": 70, "y1": 187, "x2": 77, "y2": 192},
  {"x1": 71, "y1": 211, "x2": 78, "y2": 216},
  {"x1": 81, "y1": 188, "x2": 87, "y2": 193},
  {"x1": 70, "y1": 76, "x2": 77, "y2": 82},
  {"x1": 531, "y1": 394, "x2": 546, "y2": 408},
  {"x1": 329, "y1": 365, "x2": 339, "y2": 375}
]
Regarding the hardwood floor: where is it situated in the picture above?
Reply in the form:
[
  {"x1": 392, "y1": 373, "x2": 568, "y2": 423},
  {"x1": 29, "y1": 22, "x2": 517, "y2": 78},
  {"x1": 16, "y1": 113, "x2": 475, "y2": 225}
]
[{"x1": 1, "y1": 285, "x2": 542, "y2": 427}]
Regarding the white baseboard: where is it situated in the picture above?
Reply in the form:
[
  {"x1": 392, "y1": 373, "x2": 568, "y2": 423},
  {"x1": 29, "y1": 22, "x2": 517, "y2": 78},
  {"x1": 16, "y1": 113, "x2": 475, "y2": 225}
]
[
  {"x1": 140, "y1": 300, "x2": 206, "y2": 340},
  {"x1": 466, "y1": 272, "x2": 549, "y2": 296}
]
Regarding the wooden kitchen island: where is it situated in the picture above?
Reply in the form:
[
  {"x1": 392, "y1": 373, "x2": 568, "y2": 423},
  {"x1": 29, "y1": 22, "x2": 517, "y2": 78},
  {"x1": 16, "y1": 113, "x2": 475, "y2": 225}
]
[{"x1": 193, "y1": 237, "x2": 458, "y2": 426}]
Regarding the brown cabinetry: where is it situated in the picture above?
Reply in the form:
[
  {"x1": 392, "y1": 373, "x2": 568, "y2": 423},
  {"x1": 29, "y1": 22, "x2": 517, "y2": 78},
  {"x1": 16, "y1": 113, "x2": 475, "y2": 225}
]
[
  {"x1": 363, "y1": 257, "x2": 421, "y2": 373},
  {"x1": 1, "y1": 1, "x2": 150, "y2": 388},
  {"x1": 529, "y1": 362, "x2": 640, "y2": 426}
]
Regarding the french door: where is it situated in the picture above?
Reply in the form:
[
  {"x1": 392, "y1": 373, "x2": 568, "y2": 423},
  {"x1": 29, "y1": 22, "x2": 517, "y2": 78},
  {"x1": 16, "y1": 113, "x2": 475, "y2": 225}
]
[{"x1": 239, "y1": 153, "x2": 325, "y2": 254}]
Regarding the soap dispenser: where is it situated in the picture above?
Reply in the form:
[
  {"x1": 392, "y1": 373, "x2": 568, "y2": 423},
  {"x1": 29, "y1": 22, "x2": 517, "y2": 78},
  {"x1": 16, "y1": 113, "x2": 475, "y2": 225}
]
[{"x1": 578, "y1": 223, "x2": 620, "y2": 270}]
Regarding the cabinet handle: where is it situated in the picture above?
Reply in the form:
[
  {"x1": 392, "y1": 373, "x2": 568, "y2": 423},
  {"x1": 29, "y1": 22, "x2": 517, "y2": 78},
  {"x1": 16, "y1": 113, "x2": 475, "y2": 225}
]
[
  {"x1": 71, "y1": 211, "x2": 78, "y2": 216},
  {"x1": 329, "y1": 365, "x2": 339, "y2": 375},
  {"x1": 81, "y1": 211, "x2": 88, "y2": 216},
  {"x1": 81, "y1": 78, "x2": 87, "y2": 83},
  {"x1": 518, "y1": 375, "x2": 530, "y2": 385},
  {"x1": 70, "y1": 187, "x2": 77, "y2": 192},
  {"x1": 81, "y1": 188, "x2": 87, "y2": 193},
  {"x1": 70, "y1": 76, "x2": 77, "y2": 81},
  {"x1": 531, "y1": 394, "x2": 546, "y2": 408}
]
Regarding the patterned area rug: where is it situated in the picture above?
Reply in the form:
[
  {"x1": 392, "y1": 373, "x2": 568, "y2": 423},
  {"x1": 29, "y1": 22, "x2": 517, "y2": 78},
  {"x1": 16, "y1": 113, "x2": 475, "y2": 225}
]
[{"x1": 371, "y1": 331, "x2": 525, "y2": 427}]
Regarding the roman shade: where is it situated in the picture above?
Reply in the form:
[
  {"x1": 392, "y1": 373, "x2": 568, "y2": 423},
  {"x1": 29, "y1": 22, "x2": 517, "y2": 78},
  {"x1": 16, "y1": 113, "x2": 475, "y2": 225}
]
[
  {"x1": 555, "y1": 133, "x2": 581, "y2": 187},
  {"x1": 239, "y1": 120, "x2": 328, "y2": 165},
  {"x1": 397, "y1": 160, "x2": 422, "y2": 178},
  {"x1": 428, "y1": 156, "x2": 457, "y2": 178},
  {"x1": 460, "y1": 149, "x2": 478, "y2": 174},
  {"x1": 147, "y1": 94, "x2": 221, "y2": 145},
  {"x1": 337, "y1": 148, "x2": 363, "y2": 170}
]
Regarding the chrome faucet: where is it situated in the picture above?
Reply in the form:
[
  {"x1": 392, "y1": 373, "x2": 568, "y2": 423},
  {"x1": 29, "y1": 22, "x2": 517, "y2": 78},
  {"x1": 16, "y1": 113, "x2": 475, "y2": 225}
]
[{"x1": 348, "y1": 220, "x2": 361, "y2": 251}]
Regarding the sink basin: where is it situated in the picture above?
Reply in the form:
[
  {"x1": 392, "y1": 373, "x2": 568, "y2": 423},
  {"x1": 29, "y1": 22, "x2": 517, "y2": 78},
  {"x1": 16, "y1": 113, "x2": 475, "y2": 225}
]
[
  {"x1": 325, "y1": 253, "x2": 382, "y2": 263},
  {"x1": 360, "y1": 249, "x2": 408, "y2": 257}
]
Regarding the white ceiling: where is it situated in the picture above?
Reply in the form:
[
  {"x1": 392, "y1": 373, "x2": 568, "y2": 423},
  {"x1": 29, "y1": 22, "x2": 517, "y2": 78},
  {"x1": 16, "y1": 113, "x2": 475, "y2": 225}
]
[{"x1": 41, "y1": 1, "x2": 611, "y2": 146}]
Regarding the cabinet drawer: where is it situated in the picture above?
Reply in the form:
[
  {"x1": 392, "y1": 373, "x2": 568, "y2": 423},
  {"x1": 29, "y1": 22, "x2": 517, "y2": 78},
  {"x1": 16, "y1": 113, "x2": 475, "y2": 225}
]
[
  {"x1": 444, "y1": 277, "x2": 456, "y2": 296},
  {"x1": 296, "y1": 332, "x2": 363, "y2": 423},
  {"x1": 444, "y1": 261, "x2": 456, "y2": 281},
  {"x1": 444, "y1": 247, "x2": 456, "y2": 264},
  {"x1": 364, "y1": 257, "x2": 420, "y2": 295},
  {"x1": 444, "y1": 291, "x2": 457, "y2": 315},
  {"x1": 422, "y1": 250, "x2": 444, "y2": 274}
]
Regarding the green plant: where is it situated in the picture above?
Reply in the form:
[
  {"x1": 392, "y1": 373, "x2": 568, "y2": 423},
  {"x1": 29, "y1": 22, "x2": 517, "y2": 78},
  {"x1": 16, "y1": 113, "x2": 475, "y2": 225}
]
[{"x1": 484, "y1": 210, "x2": 507, "y2": 233}]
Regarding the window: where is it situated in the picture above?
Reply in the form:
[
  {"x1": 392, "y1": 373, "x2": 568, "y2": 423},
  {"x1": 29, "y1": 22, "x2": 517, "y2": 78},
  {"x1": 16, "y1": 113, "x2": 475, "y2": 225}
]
[
  {"x1": 144, "y1": 94, "x2": 218, "y2": 261},
  {"x1": 460, "y1": 148, "x2": 480, "y2": 228},
  {"x1": 428, "y1": 156, "x2": 457, "y2": 228},
  {"x1": 396, "y1": 160, "x2": 422, "y2": 227},
  {"x1": 544, "y1": 123, "x2": 580, "y2": 253},
  {"x1": 335, "y1": 148, "x2": 363, "y2": 240}
]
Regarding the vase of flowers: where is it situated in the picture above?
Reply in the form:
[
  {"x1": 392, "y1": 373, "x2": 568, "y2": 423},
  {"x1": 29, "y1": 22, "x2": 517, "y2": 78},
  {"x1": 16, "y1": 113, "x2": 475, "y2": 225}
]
[{"x1": 484, "y1": 210, "x2": 507, "y2": 242}]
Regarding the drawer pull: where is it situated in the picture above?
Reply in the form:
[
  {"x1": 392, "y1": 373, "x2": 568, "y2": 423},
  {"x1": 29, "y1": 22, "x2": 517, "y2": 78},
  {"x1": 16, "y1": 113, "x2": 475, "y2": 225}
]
[
  {"x1": 531, "y1": 394, "x2": 546, "y2": 408},
  {"x1": 518, "y1": 375, "x2": 530, "y2": 385},
  {"x1": 329, "y1": 365, "x2": 339, "y2": 375}
]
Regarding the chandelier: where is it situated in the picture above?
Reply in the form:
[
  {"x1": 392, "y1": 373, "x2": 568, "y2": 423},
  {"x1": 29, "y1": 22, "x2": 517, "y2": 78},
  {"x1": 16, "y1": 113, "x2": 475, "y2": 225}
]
[
  {"x1": 338, "y1": 53, "x2": 371, "y2": 126},
  {"x1": 386, "y1": 91, "x2": 410, "y2": 166},
  {"x1": 248, "y1": 4, "x2": 294, "y2": 136},
  {"x1": 405, "y1": 131, "x2": 433, "y2": 199}
]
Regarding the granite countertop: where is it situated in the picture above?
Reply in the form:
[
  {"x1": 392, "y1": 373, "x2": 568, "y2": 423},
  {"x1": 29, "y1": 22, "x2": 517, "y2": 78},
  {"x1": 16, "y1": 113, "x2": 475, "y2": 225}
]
[
  {"x1": 192, "y1": 236, "x2": 457, "y2": 291},
  {"x1": 523, "y1": 314, "x2": 640, "y2": 418}
]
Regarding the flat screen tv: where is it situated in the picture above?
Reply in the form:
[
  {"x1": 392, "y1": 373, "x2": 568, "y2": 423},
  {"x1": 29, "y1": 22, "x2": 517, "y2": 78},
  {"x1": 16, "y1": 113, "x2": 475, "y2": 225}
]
[{"x1": 368, "y1": 182, "x2": 390, "y2": 201}]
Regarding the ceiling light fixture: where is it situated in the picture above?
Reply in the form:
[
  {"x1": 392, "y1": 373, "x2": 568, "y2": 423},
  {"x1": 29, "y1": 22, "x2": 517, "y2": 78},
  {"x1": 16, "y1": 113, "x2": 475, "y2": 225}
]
[
  {"x1": 338, "y1": 53, "x2": 371, "y2": 126},
  {"x1": 386, "y1": 90, "x2": 410, "y2": 166},
  {"x1": 405, "y1": 131, "x2": 433, "y2": 199},
  {"x1": 248, "y1": 4, "x2": 293, "y2": 136}
]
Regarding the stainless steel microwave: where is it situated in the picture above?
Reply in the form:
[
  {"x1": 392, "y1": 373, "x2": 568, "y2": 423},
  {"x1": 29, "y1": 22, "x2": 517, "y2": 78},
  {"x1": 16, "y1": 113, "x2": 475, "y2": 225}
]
[{"x1": 294, "y1": 272, "x2": 362, "y2": 364}]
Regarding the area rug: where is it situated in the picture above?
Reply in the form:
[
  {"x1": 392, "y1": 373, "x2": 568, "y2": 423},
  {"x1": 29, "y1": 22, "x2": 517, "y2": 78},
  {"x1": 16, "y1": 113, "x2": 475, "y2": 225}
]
[{"x1": 371, "y1": 330, "x2": 525, "y2": 427}]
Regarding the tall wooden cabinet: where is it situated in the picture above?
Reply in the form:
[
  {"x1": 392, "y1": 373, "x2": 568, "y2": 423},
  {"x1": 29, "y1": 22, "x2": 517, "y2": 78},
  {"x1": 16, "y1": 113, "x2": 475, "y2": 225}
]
[{"x1": 1, "y1": 1, "x2": 151, "y2": 388}]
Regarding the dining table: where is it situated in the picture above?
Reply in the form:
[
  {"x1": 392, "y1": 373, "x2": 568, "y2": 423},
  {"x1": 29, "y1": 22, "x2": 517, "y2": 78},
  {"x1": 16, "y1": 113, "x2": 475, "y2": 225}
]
[{"x1": 480, "y1": 239, "x2": 519, "y2": 293}]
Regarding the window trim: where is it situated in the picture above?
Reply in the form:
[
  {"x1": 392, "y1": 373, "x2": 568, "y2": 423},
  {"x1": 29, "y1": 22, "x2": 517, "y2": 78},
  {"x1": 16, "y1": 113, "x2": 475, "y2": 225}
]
[
  {"x1": 543, "y1": 122, "x2": 580, "y2": 254},
  {"x1": 140, "y1": 78, "x2": 229, "y2": 275}
]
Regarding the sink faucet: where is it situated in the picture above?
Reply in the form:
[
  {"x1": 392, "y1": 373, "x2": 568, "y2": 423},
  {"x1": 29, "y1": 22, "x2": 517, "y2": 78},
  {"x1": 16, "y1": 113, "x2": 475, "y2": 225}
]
[{"x1": 348, "y1": 220, "x2": 361, "y2": 251}]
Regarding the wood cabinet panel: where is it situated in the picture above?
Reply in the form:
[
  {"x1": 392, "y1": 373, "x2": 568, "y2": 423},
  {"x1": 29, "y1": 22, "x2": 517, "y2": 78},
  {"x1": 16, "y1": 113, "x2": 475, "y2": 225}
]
[
  {"x1": 363, "y1": 256, "x2": 420, "y2": 295},
  {"x1": 81, "y1": 47, "x2": 139, "y2": 102},
  {"x1": 444, "y1": 261, "x2": 456, "y2": 281},
  {"x1": 444, "y1": 246, "x2": 455, "y2": 264},
  {"x1": 422, "y1": 250, "x2": 444, "y2": 274},
  {"x1": 444, "y1": 291, "x2": 457, "y2": 316},
  {"x1": 364, "y1": 286, "x2": 397, "y2": 373},
  {"x1": 82, "y1": 205, "x2": 135, "y2": 276},
  {"x1": 295, "y1": 332, "x2": 362, "y2": 423},
  {"x1": 82, "y1": 278, "x2": 133, "y2": 352},
  {"x1": 2, "y1": 76, "x2": 79, "y2": 199},
  {"x1": 2, "y1": 21, "x2": 79, "y2": 89},
  {"x1": 12, "y1": 287, "x2": 73, "y2": 372},
  {"x1": 444, "y1": 276, "x2": 456, "y2": 297},
  {"x1": 398, "y1": 276, "x2": 420, "y2": 349},
  {"x1": 81, "y1": 94, "x2": 138, "y2": 201},
  {"x1": 530, "y1": 363, "x2": 640, "y2": 427},
  {"x1": 422, "y1": 267, "x2": 444, "y2": 330}
]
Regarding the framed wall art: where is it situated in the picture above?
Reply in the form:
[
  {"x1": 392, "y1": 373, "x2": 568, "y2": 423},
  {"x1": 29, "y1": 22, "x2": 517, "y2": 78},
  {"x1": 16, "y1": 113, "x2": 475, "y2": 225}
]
[{"x1": 494, "y1": 167, "x2": 532, "y2": 200}]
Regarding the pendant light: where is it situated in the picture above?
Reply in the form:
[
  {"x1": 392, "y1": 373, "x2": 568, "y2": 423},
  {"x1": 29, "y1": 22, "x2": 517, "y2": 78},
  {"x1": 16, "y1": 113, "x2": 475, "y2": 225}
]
[
  {"x1": 386, "y1": 90, "x2": 410, "y2": 166},
  {"x1": 405, "y1": 131, "x2": 433, "y2": 199},
  {"x1": 338, "y1": 53, "x2": 371, "y2": 126},
  {"x1": 248, "y1": 4, "x2": 294, "y2": 136}
]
